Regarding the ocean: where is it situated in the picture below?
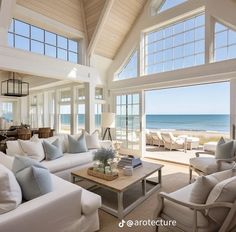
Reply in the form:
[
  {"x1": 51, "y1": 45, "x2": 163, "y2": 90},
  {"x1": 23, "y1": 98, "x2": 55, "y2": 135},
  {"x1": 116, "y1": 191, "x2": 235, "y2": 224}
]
[
  {"x1": 61, "y1": 114, "x2": 230, "y2": 133},
  {"x1": 146, "y1": 114, "x2": 229, "y2": 132}
]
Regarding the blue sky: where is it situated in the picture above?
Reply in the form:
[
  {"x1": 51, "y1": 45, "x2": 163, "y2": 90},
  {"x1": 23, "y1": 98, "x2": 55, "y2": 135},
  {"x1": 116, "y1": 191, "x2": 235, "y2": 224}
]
[{"x1": 145, "y1": 82, "x2": 230, "y2": 115}]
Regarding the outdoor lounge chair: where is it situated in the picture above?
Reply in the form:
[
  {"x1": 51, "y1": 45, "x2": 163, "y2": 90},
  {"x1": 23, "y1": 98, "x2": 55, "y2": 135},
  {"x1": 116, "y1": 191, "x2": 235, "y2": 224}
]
[
  {"x1": 150, "y1": 132, "x2": 164, "y2": 147},
  {"x1": 146, "y1": 133, "x2": 153, "y2": 145},
  {"x1": 161, "y1": 132, "x2": 187, "y2": 152}
]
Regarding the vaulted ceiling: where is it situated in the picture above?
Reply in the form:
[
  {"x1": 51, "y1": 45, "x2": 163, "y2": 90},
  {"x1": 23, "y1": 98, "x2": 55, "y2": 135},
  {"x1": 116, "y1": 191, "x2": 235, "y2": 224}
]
[{"x1": 16, "y1": 0, "x2": 148, "y2": 60}]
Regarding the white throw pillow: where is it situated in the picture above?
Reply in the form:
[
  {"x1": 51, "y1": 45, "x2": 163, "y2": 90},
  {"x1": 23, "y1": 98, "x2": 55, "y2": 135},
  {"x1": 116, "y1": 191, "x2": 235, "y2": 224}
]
[
  {"x1": 0, "y1": 152, "x2": 14, "y2": 170},
  {"x1": 206, "y1": 176, "x2": 236, "y2": 224},
  {"x1": 19, "y1": 140, "x2": 45, "y2": 161},
  {"x1": 6, "y1": 141, "x2": 25, "y2": 156},
  {"x1": 190, "y1": 175, "x2": 218, "y2": 204},
  {"x1": 85, "y1": 131, "x2": 101, "y2": 149},
  {"x1": 0, "y1": 164, "x2": 22, "y2": 214}
]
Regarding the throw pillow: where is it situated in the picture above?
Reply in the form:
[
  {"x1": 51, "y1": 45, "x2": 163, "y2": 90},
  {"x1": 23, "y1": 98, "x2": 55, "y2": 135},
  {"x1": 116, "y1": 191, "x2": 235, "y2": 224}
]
[
  {"x1": 215, "y1": 137, "x2": 235, "y2": 159},
  {"x1": 12, "y1": 156, "x2": 52, "y2": 201},
  {"x1": 0, "y1": 152, "x2": 14, "y2": 170},
  {"x1": 190, "y1": 175, "x2": 218, "y2": 204},
  {"x1": 43, "y1": 139, "x2": 63, "y2": 160},
  {"x1": 19, "y1": 140, "x2": 45, "y2": 161},
  {"x1": 85, "y1": 131, "x2": 101, "y2": 149},
  {"x1": 206, "y1": 176, "x2": 236, "y2": 224},
  {"x1": 0, "y1": 164, "x2": 22, "y2": 214},
  {"x1": 6, "y1": 140, "x2": 25, "y2": 156},
  {"x1": 68, "y1": 134, "x2": 88, "y2": 153}
]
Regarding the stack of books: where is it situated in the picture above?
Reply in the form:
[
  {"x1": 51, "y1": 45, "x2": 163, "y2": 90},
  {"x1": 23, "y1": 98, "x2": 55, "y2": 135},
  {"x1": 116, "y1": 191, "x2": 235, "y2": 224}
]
[{"x1": 118, "y1": 156, "x2": 142, "y2": 169}]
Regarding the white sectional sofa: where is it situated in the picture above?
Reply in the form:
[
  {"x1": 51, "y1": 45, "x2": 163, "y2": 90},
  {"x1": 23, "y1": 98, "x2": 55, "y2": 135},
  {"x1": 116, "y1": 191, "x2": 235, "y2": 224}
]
[
  {"x1": 0, "y1": 173, "x2": 101, "y2": 232},
  {"x1": 0, "y1": 134, "x2": 111, "y2": 232},
  {"x1": 6, "y1": 134, "x2": 112, "y2": 181}
]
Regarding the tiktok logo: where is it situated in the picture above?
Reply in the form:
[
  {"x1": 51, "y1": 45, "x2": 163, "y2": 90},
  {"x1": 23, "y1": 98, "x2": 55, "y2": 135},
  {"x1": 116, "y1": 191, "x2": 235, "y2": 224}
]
[{"x1": 118, "y1": 220, "x2": 126, "y2": 228}]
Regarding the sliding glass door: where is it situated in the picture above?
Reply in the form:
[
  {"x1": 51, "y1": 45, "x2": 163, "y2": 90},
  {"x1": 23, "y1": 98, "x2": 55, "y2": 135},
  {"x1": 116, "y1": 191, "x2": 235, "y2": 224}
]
[{"x1": 116, "y1": 93, "x2": 142, "y2": 155}]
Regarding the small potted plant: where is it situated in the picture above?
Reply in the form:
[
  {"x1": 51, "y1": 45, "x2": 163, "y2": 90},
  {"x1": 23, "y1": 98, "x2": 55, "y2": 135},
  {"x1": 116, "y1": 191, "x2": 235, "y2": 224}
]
[{"x1": 88, "y1": 147, "x2": 118, "y2": 180}]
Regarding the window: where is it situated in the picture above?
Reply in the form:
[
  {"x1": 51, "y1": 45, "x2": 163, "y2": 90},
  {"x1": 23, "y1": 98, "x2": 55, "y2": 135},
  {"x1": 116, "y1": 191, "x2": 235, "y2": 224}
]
[
  {"x1": 76, "y1": 87, "x2": 85, "y2": 133},
  {"x1": 59, "y1": 89, "x2": 71, "y2": 134},
  {"x1": 95, "y1": 104, "x2": 102, "y2": 129},
  {"x1": 0, "y1": 102, "x2": 14, "y2": 122},
  {"x1": 145, "y1": 14, "x2": 205, "y2": 75},
  {"x1": 95, "y1": 87, "x2": 103, "y2": 99},
  {"x1": 214, "y1": 22, "x2": 236, "y2": 62},
  {"x1": 29, "y1": 94, "x2": 43, "y2": 128},
  {"x1": 116, "y1": 50, "x2": 138, "y2": 80},
  {"x1": 8, "y1": 19, "x2": 79, "y2": 64},
  {"x1": 158, "y1": 0, "x2": 187, "y2": 13}
]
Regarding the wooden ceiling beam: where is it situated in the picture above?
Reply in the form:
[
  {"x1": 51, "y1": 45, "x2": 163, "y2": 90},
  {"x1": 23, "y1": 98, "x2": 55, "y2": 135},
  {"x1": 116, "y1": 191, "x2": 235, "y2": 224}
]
[{"x1": 87, "y1": 0, "x2": 115, "y2": 57}]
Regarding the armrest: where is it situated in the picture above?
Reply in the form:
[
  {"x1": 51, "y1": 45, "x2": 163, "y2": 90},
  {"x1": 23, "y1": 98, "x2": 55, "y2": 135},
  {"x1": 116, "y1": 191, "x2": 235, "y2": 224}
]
[
  {"x1": 195, "y1": 151, "x2": 215, "y2": 157},
  {"x1": 0, "y1": 175, "x2": 83, "y2": 232},
  {"x1": 216, "y1": 156, "x2": 236, "y2": 163},
  {"x1": 159, "y1": 192, "x2": 233, "y2": 211}
]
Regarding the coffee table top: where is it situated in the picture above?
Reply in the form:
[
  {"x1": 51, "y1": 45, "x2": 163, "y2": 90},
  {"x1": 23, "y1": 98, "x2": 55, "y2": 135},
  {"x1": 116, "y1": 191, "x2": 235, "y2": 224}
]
[{"x1": 71, "y1": 161, "x2": 163, "y2": 192}]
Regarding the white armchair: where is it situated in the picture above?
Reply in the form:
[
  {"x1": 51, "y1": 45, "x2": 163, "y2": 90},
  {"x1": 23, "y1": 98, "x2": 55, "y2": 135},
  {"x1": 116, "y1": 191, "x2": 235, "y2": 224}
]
[{"x1": 156, "y1": 170, "x2": 236, "y2": 232}]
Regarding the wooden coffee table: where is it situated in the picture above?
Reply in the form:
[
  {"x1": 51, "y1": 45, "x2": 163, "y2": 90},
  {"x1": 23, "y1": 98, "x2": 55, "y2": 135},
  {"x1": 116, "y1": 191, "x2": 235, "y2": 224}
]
[{"x1": 71, "y1": 161, "x2": 163, "y2": 219}]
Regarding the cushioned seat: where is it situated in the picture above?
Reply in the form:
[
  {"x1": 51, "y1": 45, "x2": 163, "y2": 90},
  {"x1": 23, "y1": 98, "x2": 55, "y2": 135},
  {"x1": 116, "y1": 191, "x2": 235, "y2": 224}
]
[
  {"x1": 189, "y1": 157, "x2": 235, "y2": 175},
  {"x1": 41, "y1": 152, "x2": 94, "y2": 173},
  {"x1": 81, "y1": 189, "x2": 101, "y2": 215}
]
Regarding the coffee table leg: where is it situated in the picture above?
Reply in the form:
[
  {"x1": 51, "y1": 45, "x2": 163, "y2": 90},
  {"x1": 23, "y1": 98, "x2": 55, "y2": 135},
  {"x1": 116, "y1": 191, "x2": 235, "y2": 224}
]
[
  {"x1": 142, "y1": 179, "x2": 147, "y2": 196},
  {"x1": 117, "y1": 192, "x2": 124, "y2": 219},
  {"x1": 158, "y1": 169, "x2": 162, "y2": 185}
]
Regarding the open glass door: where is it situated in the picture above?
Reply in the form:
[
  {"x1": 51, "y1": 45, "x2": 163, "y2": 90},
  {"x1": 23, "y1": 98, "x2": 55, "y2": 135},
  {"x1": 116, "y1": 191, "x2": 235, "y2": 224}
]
[{"x1": 115, "y1": 93, "x2": 142, "y2": 156}]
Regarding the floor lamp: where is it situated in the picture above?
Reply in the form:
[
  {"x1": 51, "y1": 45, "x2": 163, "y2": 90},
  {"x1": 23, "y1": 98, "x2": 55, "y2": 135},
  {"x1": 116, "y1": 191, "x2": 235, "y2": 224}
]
[{"x1": 101, "y1": 112, "x2": 115, "y2": 141}]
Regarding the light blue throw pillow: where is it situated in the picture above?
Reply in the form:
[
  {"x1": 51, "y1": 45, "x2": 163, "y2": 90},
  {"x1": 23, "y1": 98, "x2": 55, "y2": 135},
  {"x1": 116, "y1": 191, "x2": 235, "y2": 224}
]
[
  {"x1": 12, "y1": 156, "x2": 52, "y2": 201},
  {"x1": 68, "y1": 134, "x2": 88, "y2": 153},
  {"x1": 43, "y1": 139, "x2": 63, "y2": 160}
]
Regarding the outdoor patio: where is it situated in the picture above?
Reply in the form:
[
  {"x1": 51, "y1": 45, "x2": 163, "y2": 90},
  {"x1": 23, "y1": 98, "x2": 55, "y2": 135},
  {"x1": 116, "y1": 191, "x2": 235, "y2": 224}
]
[{"x1": 144, "y1": 145, "x2": 213, "y2": 165}]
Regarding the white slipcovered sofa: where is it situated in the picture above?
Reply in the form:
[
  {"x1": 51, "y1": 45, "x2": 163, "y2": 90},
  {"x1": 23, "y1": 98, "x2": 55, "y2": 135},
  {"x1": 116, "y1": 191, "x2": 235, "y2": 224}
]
[
  {"x1": 0, "y1": 171, "x2": 101, "y2": 232},
  {"x1": 6, "y1": 134, "x2": 112, "y2": 181},
  {"x1": 0, "y1": 133, "x2": 110, "y2": 232}
]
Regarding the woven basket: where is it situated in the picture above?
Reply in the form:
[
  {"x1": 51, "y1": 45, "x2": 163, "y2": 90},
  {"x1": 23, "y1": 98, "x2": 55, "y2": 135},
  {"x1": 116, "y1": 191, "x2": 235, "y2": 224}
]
[{"x1": 87, "y1": 167, "x2": 118, "y2": 181}]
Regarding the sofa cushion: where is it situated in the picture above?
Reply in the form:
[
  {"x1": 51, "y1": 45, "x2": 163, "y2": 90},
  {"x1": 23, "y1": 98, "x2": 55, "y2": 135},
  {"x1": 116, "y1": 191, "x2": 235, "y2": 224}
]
[
  {"x1": 189, "y1": 157, "x2": 234, "y2": 175},
  {"x1": 19, "y1": 140, "x2": 45, "y2": 161},
  {"x1": 0, "y1": 164, "x2": 22, "y2": 214},
  {"x1": 85, "y1": 131, "x2": 101, "y2": 150},
  {"x1": 6, "y1": 141, "x2": 25, "y2": 156},
  {"x1": 12, "y1": 156, "x2": 52, "y2": 201},
  {"x1": 0, "y1": 152, "x2": 14, "y2": 170},
  {"x1": 81, "y1": 188, "x2": 101, "y2": 215},
  {"x1": 43, "y1": 139, "x2": 63, "y2": 161},
  {"x1": 68, "y1": 134, "x2": 88, "y2": 153},
  {"x1": 190, "y1": 175, "x2": 218, "y2": 204},
  {"x1": 206, "y1": 176, "x2": 236, "y2": 224},
  {"x1": 41, "y1": 151, "x2": 94, "y2": 173},
  {"x1": 215, "y1": 137, "x2": 235, "y2": 159}
]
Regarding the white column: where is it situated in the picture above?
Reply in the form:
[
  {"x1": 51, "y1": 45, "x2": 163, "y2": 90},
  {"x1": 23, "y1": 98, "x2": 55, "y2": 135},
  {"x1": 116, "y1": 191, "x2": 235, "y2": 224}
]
[
  {"x1": 205, "y1": 10, "x2": 215, "y2": 64},
  {"x1": 230, "y1": 79, "x2": 236, "y2": 139},
  {"x1": 0, "y1": 0, "x2": 16, "y2": 46},
  {"x1": 85, "y1": 82, "x2": 95, "y2": 133},
  {"x1": 43, "y1": 92, "x2": 49, "y2": 127},
  {"x1": 140, "y1": 90, "x2": 146, "y2": 157},
  {"x1": 71, "y1": 86, "x2": 76, "y2": 134}
]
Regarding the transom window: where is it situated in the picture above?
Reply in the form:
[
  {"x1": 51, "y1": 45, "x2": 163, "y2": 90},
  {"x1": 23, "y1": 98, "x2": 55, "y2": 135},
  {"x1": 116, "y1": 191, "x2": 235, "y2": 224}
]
[
  {"x1": 158, "y1": 0, "x2": 187, "y2": 13},
  {"x1": 145, "y1": 14, "x2": 205, "y2": 75},
  {"x1": 8, "y1": 19, "x2": 79, "y2": 64},
  {"x1": 214, "y1": 22, "x2": 236, "y2": 62},
  {"x1": 116, "y1": 50, "x2": 138, "y2": 80}
]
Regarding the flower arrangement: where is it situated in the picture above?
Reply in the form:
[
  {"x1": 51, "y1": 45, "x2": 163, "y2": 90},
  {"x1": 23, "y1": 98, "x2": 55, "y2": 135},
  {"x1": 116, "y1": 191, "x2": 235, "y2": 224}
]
[{"x1": 93, "y1": 147, "x2": 116, "y2": 174}]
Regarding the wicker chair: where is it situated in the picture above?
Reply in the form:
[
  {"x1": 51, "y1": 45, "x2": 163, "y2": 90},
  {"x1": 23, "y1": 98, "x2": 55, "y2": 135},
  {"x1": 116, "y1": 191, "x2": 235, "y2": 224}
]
[
  {"x1": 17, "y1": 128, "x2": 31, "y2": 140},
  {"x1": 38, "y1": 128, "x2": 51, "y2": 138}
]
